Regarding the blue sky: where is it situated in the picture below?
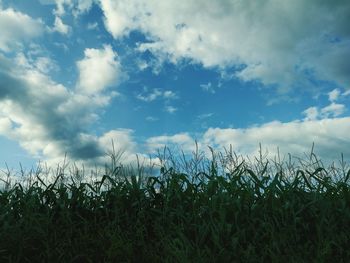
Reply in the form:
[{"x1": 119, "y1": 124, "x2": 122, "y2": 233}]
[{"x1": 0, "y1": 0, "x2": 350, "y2": 169}]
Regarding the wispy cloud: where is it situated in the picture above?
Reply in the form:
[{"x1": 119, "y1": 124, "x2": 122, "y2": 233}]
[
  {"x1": 163, "y1": 90, "x2": 177, "y2": 99},
  {"x1": 87, "y1": 22, "x2": 98, "y2": 30},
  {"x1": 320, "y1": 103, "x2": 346, "y2": 118},
  {"x1": 197, "y1": 113, "x2": 213, "y2": 120},
  {"x1": 146, "y1": 116, "x2": 159, "y2": 122},
  {"x1": 303, "y1": 88, "x2": 348, "y2": 120},
  {"x1": 136, "y1": 88, "x2": 177, "y2": 102},
  {"x1": 164, "y1": 106, "x2": 177, "y2": 114},
  {"x1": 200, "y1": 82, "x2": 215, "y2": 94},
  {"x1": 328, "y1": 89, "x2": 341, "y2": 102}
]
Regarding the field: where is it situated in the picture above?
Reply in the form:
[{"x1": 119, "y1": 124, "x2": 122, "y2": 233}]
[{"x1": 0, "y1": 146, "x2": 350, "y2": 262}]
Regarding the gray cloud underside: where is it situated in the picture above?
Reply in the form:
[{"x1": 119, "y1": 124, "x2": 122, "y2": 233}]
[{"x1": 0, "y1": 55, "x2": 104, "y2": 160}]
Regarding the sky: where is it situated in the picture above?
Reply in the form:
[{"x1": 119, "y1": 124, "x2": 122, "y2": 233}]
[{"x1": 0, "y1": 0, "x2": 350, "y2": 170}]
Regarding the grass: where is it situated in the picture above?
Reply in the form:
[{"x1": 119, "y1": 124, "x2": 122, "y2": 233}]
[{"x1": 0, "y1": 145, "x2": 350, "y2": 262}]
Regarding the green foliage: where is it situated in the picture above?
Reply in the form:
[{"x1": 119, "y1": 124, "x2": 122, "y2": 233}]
[{"x1": 1, "y1": 147, "x2": 350, "y2": 262}]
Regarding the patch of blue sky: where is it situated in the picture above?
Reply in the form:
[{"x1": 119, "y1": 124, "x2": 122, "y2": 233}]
[{"x1": 0, "y1": 137, "x2": 37, "y2": 170}]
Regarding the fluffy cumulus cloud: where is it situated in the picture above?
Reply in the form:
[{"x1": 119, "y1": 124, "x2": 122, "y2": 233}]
[
  {"x1": 0, "y1": 48, "x2": 136, "y2": 167},
  {"x1": 146, "y1": 117, "x2": 350, "y2": 162},
  {"x1": 0, "y1": 7, "x2": 44, "y2": 51},
  {"x1": 99, "y1": 0, "x2": 350, "y2": 93},
  {"x1": 146, "y1": 133, "x2": 196, "y2": 154},
  {"x1": 98, "y1": 129, "x2": 138, "y2": 163},
  {"x1": 303, "y1": 88, "x2": 348, "y2": 120},
  {"x1": 77, "y1": 45, "x2": 121, "y2": 95},
  {"x1": 53, "y1": 16, "x2": 71, "y2": 35},
  {"x1": 202, "y1": 118, "x2": 350, "y2": 161}
]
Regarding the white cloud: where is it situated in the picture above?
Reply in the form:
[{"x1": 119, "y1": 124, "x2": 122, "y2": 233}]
[
  {"x1": 0, "y1": 50, "x2": 132, "y2": 167},
  {"x1": 99, "y1": 0, "x2": 350, "y2": 93},
  {"x1": 53, "y1": 0, "x2": 72, "y2": 16},
  {"x1": 164, "y1": 106, "x2": 177, "y2": 114},
  {"x1": 202, "y1": 118, "x2": 350, "y2": 161},
  {"x1": 53, "y1": 0, "x2": 93, "y2": 18},
  {"x1": 143, "y1": 115, "x2": 350, "y2": 163},
  {"x1": 136, "y1": 59, "x2": 149, "y2": 71},
  {"x1": 163, "y1": 90, "x2": 177, "y2": 99},
  {"x1": 303, "y1": 107, "x2": 318, "y2": 121},
  {"x1": 328, "y1": 89, "x2": 341, "y2": 102},
  {"x1": 77, "y1": 45, "x2": 121, "y2": 95},
  {"x1": 146, "y1": 116, "x2": 158, "y2": 122},
  {"x1": 0, "y1": 117, "x2": 12, "y2": 136},
  {"x1": 136, "y1": 88, "x2": 177, "y2": 102},
  {"x1": 34, "y1": 57, "x2": 58, "y2": 74},
  {"x1": 200, "y1": 82, "x2": 215, "y2": 94},
  {"x1": 146, "y1": 133, "x2": 195, "y2": 154},
  {"x1": 136, "y1": 88, "x2": 162, "y2": 102},
  {"x1": 53, "y1": 16, "x2": 71, "y2": 35},
  {"x1": 0, "y1": 7, "x2": 44, "y2": 51},
  {"x1": 303, "y1": 97, "x2": 346, "y2": 120},
  {"x1": 320, "y1": 103, "x2": 346, "y2": 118},
  {"x1": 99, "y1": 0, "x2": 137, "y2": 38},
  {"x1": 198, "y1": 113, "x2": 214, "y2": 120},
  {"x1": 15, "y1": 53, "x2": 58, "y2": 74},
  {"x1": 75, "y1": 0, "x2": 93, "y2": 15},
  {"x1": 97, "y1": 129, "x2": 138, "y2": 164},
  {"x1": 87, "y1": 22, "x2": 98, "y2": 30}
]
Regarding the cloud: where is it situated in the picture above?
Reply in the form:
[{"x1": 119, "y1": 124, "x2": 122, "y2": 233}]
[
  {"x1": 146, "y1": 116, "x2": 158, "y2": 122},
  {"x1": 0, "y1": 49, "x2": 136, "y2": 167},
  {"x1": 328, "y1": 89, "x2": 341, "y2": 102},
  {"x1": 97, "y1": 129, "x2": 138, "y2": 164},
  {"x1": 303, "y1": 89, "x2": 347, "y2": 121},
  {"x1": 34, "y1": 56, "x2": 58, "y2": 74},
  {"x1": 87, "y1": 22, "x2": 98, "y2": 30},
  {"x1": 146, "y1": 133, "x2": 196, "y2": 154},
  {"x1": 136, "y1": 88, "x2": 177, "y2": 102},
  {"x1": 164, "y1": 106, "x2": 177, "y2": 114},
  {"x1": 143, "y1": 111, "x2": 350, "y2": 162},
  {"x1": 52, "y1": 0, "x2": 93, "y2": 20},
  {"x1": 136, "y1": 88, "x2": 162, "y2": 102},
  {"x1": 74, "y1": 0, "x2": 94, "y2": 15},
  {"x1": 200, "y1": 82, "x2": 215, "y2": 94},
  {"x1": 202, "y1": 117, "x2": 350, "y2": 161},
  {"x1": 303, "y1": 107, "x2": 318, "y2": 121},
  {"x1": 53, "y1": 16, "x2": 71, "y2": 35},
  {"x1": 198, "y1": 113, "x2": 214, "y2": 120},
  {"x1": 0, "y1": 7, "x2": 44, "y2": 51},
  {"x1": 99, "y1": 0, "x2": 350, "y2": 93},
  {"x1": 163, "y1": 90, "x2": 177, "y2": 99},
  {"x1": 77, "y1": 45, "x2": 122, "y2": 95},
  {"x1": 99, "y1": 0, "x2": 136, "y2": 38},
  {"x1": 320, "y1": 103, "x2": 346, "y2": 118}
]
